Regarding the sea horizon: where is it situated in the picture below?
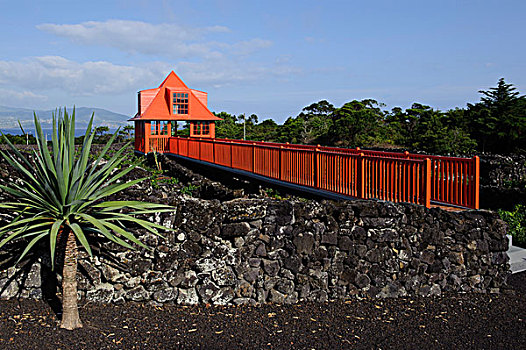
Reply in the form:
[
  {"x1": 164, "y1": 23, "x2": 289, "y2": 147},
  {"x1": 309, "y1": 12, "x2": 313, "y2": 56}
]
[{"x1": 0, "y1": 128, "x2": 119, "y2": 137}]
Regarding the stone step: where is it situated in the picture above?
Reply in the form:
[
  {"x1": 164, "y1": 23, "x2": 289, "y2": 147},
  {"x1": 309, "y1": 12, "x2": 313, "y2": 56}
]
[{"x1": 507, "y1": 244, "x2": 526, "y2": 274}]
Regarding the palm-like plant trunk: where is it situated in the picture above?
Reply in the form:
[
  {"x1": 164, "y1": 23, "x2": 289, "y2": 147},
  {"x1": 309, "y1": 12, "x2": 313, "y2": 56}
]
[{"x1": 60, "y1": 229, "x2": 83, "y2": 330}]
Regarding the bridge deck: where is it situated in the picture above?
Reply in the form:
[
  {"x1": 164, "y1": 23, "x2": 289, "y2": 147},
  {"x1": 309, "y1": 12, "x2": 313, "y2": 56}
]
[{"x1": 136, "y1": 136, "x2": 480, "y2": 210}]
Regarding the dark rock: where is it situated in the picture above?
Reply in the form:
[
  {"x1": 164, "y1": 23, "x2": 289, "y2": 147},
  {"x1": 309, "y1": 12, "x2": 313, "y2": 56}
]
[
  {"x1": 211, "y1": 287, "x2": 235, "y2": 305},
  {"x1": 243, "y1": 268, "x2": 260, "y2": 283},
  {"x1": 366, "y1": 248, "x2": 384, "y2": 263},
  {"x1": 126, "y1": 285, "x2": 150, "y2": 302},
  {"x1": 248, "y1": 258, "x2": 261, "y2": 267},
  {"x1": 263, "y1": 259, "x2": 280, "y2": 277},
  {"x1": 221, "y1": 222, "x2": 251, "y2": 238},
  {"x1": 255, "y1": 243, "x2": 267, "y2": 257},
  {"x1": 421, "y1": 250, "x2": 435, "y2": 265},
  {"x1": 283, "y1": 256, "x2": 302, "y2": 273},
  {"x1": 178, "y1": 288, "x2": 199, "y2": 305},
  {"x1": 180, "y1": 270, "x2": 198, "y2": 288},
  {"x1": 237, "y1": 280, "x2": 254, "y2": 297},
  {"x1": 275, "y1": 279, "x2": 295, "y2": 295},
  {"x1": 197, "y1": 280, "x2": 220, "y2": 303},
  {"x1": 321, "y1": 234, "x2": 337, "y2": 245},
  {"x1": 338, "y1": 236, "x2": 353, "y2": 251},
  {"x1": 212, "y1": 266, "x2": 236, "y2": 286},
  {"x1": 86, "y1": 283, "x2": 114, "y2": 303},
  {"x1": 351, "y1": 226, "x2": 367, "y2": 241},
  {"x1": 269, "y1": 289, "x2": 285, "y2": 304},
  {"x1": 153, "y1": 288, "x2": 177, "y2": 303},
  {"x1": 355, "y1": 273, "x2": 371, "y2": 289},
  {"x1": 293, "y1": 233, "x2": 315, "y2": 254},
  {"x1": 355, "y1": 245, "x2": 367, "y2": 257}
]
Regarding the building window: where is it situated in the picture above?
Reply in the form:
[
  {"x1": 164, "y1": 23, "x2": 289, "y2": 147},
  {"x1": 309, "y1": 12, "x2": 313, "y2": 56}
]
[
  {"x1": 151, "y1": 121, "x2": 160, "y2": 135},
  {"x1": 160, "y1": 121, "x2": 169, "y2": 135},
  {"x1": 193, "y1": 121, "x2": 210, "y2": 136},
  {"x1": 202, "y1": 121, "x2": 210, "y2": 135},
  {"x1": 173, "y1": 92, "x2": 188, "y2": 114}
]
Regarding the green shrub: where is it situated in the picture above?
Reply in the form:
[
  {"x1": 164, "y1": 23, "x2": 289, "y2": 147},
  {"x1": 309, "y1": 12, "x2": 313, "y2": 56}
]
[
  {"x1": 180, "y1": 184, "x2": 198, "y2": 196},
  {"x1": 499, "y1": 204, "x2": 526, "y2": 247}
]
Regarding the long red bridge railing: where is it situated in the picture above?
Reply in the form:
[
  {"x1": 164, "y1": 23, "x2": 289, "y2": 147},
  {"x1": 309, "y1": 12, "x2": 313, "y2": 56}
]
[{"x1": 138, "y1": 135, "x2": 480, "y2": 209}]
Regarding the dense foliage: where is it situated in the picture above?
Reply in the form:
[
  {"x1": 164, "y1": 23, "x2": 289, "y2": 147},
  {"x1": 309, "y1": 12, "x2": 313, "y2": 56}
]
[
  {"x1": 214, "y1": 78, "x2": 525, "y2": 155},
  {"x1": 499, "y1": 204, "x2": 526, "y2": 248}
]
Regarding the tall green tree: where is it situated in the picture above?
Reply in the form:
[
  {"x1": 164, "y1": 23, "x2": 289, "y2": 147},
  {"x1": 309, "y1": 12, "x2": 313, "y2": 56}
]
[
  {"x1": 251, "y1": 118, "x2": 279, "y2": 142},
  {"x1": 385, "y1": 104, "x2": 475, "y2": 154},
  {"x1": 214, "y1": 111, "x2": 242, "y2": 139},
  {"x1": 278, "y1": 116, "x2": 305, "y2": 144},
  {"x1": 329, "y1": 99, "x2": 386, "y2": 147},
  {"x1": 0, "y1": 109, "x2": 173, "y2": 330},
  {"x1": 296, "y1": 100, "x2": 335, "y2": 144},
  {"x1": 467, "y1": 78, "x2": 526, "y2": 153}
]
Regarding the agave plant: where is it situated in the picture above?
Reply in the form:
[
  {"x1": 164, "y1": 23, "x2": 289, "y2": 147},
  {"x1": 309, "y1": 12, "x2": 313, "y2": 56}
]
[{"x1": 0, "y1": 109, "x2": 173, "y2": 330}]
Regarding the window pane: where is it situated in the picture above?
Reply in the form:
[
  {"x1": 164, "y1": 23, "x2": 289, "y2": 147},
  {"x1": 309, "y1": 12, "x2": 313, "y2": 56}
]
[{"x1": 173, "y1": 91, "x2": 189, "y2": 115}]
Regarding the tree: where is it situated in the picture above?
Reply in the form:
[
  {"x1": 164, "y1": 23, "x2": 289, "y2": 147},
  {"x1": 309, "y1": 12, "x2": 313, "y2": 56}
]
[
  {"x1": 467, "y1": 78, "x2": 526, "y2": 153},
  {"x1": 278, "y1": 116, "x2": 305, "y2": 144},
  {"x1": 214, "y1": 111, "x2": 242, "y2": 139},
  {"x1": 119, "y1": 125, "x2": 134, "y2": 140},
  {"x1": 296, "y1": 100, "x2": 335, "y2": 144},
  {"x1": 329, "y1": 99, "x2": 386, "y2": 147},
  {"x1": 0, "y1": 109, "x2": 173, "y2": 329},
  {"x1": 385, "y1": 104, "x2": 476, "y2": 154},
  {"x1": 94, "y1": 125, "x2": 110, "y2": 137},
  {"x1": 249, "y1": 119, "x2": 279, "y2": 141}
]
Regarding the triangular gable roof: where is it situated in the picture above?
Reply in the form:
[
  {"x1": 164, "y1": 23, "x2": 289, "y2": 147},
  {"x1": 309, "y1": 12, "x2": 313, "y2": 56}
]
[
  {"x1": 130, "y1": 71, "x2": 221, "y2": 121},
  {"x1": 158, "y1": 71, "x2": 188, "y2": 89}
]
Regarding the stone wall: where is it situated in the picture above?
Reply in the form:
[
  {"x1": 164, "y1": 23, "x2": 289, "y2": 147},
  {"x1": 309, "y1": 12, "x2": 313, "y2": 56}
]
[
  {"x1": 0, "y1": 198, "x2": 510, "y2": 305},
  {"x1": 480, "y1": 153, "x2": 526, "y2": 209}
]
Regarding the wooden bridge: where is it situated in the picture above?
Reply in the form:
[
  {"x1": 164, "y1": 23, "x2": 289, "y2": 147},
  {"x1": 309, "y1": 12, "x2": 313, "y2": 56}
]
[{"x1": 135, "y1": 135, "x2": 480, "y2": 210}]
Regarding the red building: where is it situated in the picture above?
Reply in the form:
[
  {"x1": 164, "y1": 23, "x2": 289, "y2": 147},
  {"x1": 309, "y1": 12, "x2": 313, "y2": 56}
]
[{"x1": 130, "y1": 71, "x2": 222, "y2": 153}]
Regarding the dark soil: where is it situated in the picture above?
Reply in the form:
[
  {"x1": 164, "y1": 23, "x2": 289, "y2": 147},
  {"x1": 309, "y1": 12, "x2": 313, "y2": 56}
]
[{"x1": 0, "y1": 271, "x2": 524, "y2": 349}]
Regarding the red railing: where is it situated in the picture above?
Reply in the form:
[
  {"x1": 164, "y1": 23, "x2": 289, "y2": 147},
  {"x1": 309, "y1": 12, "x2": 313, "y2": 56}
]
[{"x1": 141, "y1": 136, "x2": 479, "y2": 209}]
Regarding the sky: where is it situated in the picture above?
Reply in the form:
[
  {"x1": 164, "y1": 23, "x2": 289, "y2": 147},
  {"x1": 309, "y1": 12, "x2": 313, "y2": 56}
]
[{"x1": 0, "y1": 0, "x2": 524, "y2": 124}]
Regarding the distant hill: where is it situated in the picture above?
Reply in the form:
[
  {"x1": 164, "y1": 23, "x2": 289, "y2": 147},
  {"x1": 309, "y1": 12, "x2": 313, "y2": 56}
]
[{"x1": 0, "y1": 106, "x2": 130, "y2": 130}]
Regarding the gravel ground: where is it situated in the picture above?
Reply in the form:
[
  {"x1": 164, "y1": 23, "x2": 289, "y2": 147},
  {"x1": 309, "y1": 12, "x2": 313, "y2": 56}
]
[{"x1": 0, "y1": 271, "x2": 524, "y2": 350}]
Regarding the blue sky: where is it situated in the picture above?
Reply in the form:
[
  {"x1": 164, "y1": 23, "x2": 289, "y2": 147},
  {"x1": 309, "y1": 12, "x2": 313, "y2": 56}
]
[{"x1": 0, "y1": 0, "x2": 524, "y2": 123}]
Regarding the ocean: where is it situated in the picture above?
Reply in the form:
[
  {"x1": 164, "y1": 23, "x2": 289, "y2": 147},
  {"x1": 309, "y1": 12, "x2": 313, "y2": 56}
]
[{"x1": 0, "y1": 128, "x2": 118, "y2": 137}]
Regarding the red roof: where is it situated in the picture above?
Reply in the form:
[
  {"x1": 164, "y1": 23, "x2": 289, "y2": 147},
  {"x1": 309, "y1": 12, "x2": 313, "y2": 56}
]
[{"x1": 130, "y1": 71, "x2": 221, "y2": 121}]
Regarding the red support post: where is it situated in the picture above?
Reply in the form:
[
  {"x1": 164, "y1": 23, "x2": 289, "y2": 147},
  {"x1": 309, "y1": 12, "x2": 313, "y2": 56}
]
[
  {"x1": 230, "y1": 141, "x2": 233, "y2": 168},
  {"x1": 473, "y1": 156, "x2": 480, "y2": 209},
  {"x1": 279, "y1": 146, "x2": 283, "y2": 180},
  {"x1": 424, "y1": 158, "x2": 432, "y2": 208},
  {"x1": 358, "y1": 153, "x2": 365, "y2": 199},
  {"x1": 144, "y1": 121, "x2": 150, "y2": 153},
  {"x1": 314, "y1": 147, "x2": 319, "y2": 189},
  {"x1": 212, "y1": 138, "x2": 216, "y2": 163},
  {"x1": 252, "y1": 142, "x2": 256, "y2": 173}
]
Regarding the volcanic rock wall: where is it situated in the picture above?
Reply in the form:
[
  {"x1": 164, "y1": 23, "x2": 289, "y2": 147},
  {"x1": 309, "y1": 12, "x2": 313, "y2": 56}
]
[
  {"x1": 0, "y1": 198, "x2": 510, "y2": 305},
  {"x1": 480, "y1": 153, "x2": 526, "y2": 209}
]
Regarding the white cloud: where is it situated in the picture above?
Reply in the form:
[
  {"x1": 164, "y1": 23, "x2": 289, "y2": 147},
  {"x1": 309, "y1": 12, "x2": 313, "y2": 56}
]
[
  {"x1": 0, "y1": 55, "x2": 301, "y2": 102},
  {"x1": 36, "y1": 20, "x2": 270, "y2": 59},
  {"x1": 0, "y1": 88, "x2": 48, "y2": 106},
  {"x1": 0, "y1": 56, "x2": 171, "y2": 95}
]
